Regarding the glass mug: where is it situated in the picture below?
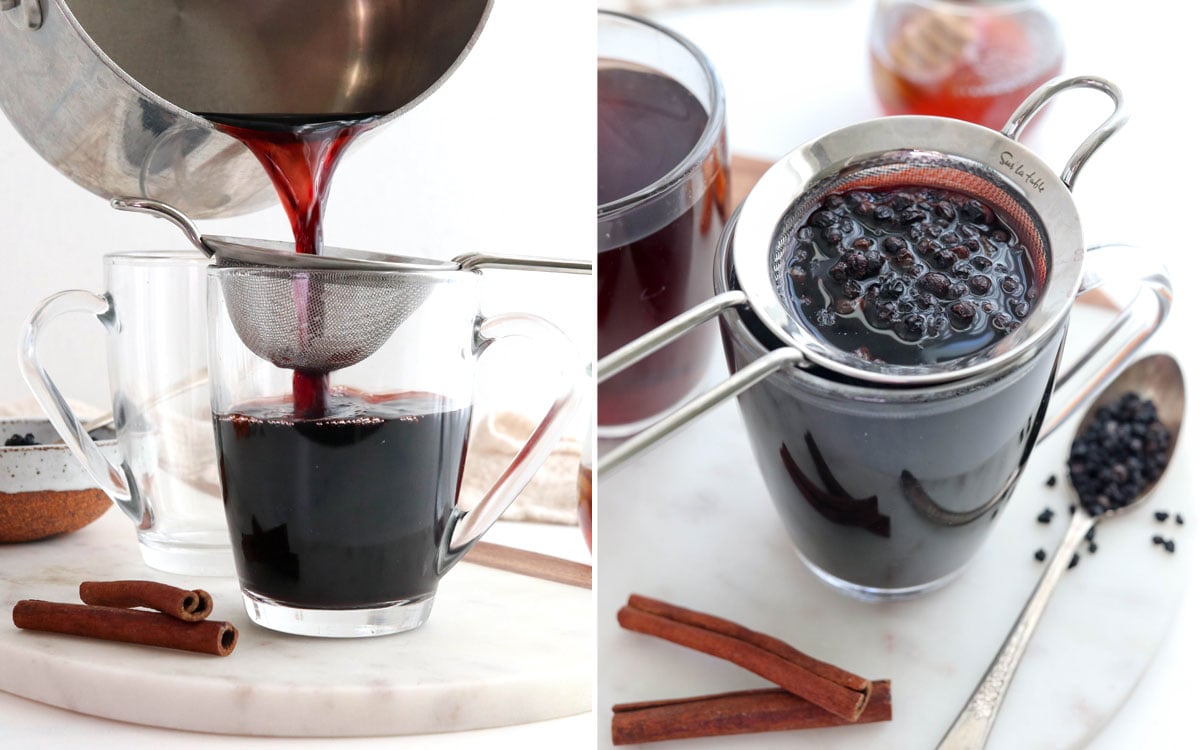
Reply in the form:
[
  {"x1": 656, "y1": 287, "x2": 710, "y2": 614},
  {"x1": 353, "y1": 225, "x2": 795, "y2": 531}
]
[
  {"x1": 716, "y1": 227, "x2": 1169, "y2": 597},
  {"x1": 20, "y1": 251, "x2": 230, "y2": 576},
  {"x1": 207, "y1": 265, "x2": 580, "y2": 637},
  {"x1": 597, "y1": 10, "x2": 730, "y2": 436}
]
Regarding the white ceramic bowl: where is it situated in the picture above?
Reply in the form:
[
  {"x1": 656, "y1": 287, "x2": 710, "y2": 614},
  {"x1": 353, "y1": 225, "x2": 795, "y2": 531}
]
[{"x1": 0, "y1": 418, "x2": 119, "y2": 542}]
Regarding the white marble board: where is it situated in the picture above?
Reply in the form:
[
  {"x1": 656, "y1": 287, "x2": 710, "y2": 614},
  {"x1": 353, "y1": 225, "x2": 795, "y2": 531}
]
[
  {"x1": 0, "y1": 510, "x2": 592, "y2": 737},
  {"x1": 598, "y1": 330, "x2": 1193, "y2": 749}
]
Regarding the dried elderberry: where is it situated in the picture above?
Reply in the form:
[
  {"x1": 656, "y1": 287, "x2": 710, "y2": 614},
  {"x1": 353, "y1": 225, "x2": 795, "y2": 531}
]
[{"x1": 1069, "y1": 393, "x2": 1171, "y2": 516}]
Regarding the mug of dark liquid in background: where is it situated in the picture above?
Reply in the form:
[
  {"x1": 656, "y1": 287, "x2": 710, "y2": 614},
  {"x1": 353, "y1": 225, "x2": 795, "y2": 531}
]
[
  {"x1": 207, "y1": 265, "x2": 580, "y2": 637},
  {"x1": 597, "y1": 11, "x2": 730, "y2": 437}
]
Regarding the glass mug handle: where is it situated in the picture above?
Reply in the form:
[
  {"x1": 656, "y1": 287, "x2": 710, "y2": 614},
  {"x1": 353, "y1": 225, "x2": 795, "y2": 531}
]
[
  {"x1": 18, "y1": 290, "x2": 146, "y2": 525},
  {"x1": 1036, "y1": 243, "x2": 1172, "y2": 441},
  {"x1": 438, "y1": 312, "x2": 583, "y2": 572}
]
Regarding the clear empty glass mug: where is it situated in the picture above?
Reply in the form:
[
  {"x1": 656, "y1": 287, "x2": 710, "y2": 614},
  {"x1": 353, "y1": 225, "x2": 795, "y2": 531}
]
[
  {"x1": 207, "y1": 263, "x2": 580, "y2": 637},
  {"x1": 599, "y1": 77, "x2": 1172, "y2": 598},
  {"x1": 21, "y1": 251, "x2": 229, "y2": 576}
]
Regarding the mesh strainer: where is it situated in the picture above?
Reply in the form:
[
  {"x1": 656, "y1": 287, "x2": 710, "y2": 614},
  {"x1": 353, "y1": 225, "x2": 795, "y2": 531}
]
[
  {"x1": 112, "y1": 197, "x2": 590, "y2": 373},
  {"x1": 215, "y1": 267, "x2": 447, "y2": 373},
  {"x1": 599, "y1": 75, "x2": 1128, "y2": 470},
  {"x1": 748, "y1": 147, "x2": 1055, "y2": 383}
]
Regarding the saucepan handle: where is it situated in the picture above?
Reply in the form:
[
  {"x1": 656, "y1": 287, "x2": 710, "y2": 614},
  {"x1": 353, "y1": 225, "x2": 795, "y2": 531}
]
[
  {"x1": 1036, "y1": 243, "x2": 1172, "y2": 441},
  {"x1": 1001, "y1": 75, "x2": 1128, "y2": 191}
]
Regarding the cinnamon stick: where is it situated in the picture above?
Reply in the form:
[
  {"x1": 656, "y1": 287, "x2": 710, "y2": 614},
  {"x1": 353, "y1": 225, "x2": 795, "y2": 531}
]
[
  {"x1": 612, "y1": 680, "x2": 892, "y2": 745},
  {"x1": 79, "y1": 580, "x2": 214, "y2": 622},
  {"x1": 464, "y1": 541, "x2": 592, "y2": 589},
  {"x1": 13, "y1": 600, "x2": 237, "y2": 656},
  {"x1": 618, "y1": 595, "x2": 870, "y2": 720}
]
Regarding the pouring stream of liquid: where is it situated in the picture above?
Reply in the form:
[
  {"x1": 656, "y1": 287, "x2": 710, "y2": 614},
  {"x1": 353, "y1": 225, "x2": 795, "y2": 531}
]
[{"x1": 202, "y1": 113, "x2": 387, "y2": 418}]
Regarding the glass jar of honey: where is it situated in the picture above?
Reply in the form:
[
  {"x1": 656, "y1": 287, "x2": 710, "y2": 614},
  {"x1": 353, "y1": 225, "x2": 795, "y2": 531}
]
[{"x1": 869, "y1": 0, "x2": 1064, "y2": 130}]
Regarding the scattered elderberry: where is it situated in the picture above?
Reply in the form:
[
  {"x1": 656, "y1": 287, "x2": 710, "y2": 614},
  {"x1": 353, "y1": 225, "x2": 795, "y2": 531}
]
[
  {"x1": 1088, "y1": 542, "x2": 1098, "y2": 554},
  {"x1": 1164, "y1": 540, "x2": 1176, "y2": 554},
  {"x1": 1176, "y1": 514, "x2": 1185, "y2": 526},
  {"x1": 1068, "y1": 553, "x2": 1080, "y2": 569},
  {"x1": 1036, "y1": 508, "x2": 1054, "y2": 524},
  {"x1": 1152, "y1": 535, "x2": 1164, "y2": 545},
  {"x1": 1045, "y1": 475, "x2": 1057, "y2": 488},
  {"x1": 1154, "y1": 511, "x2": 1170, "y2": 522},
  {"x1": 1034, "y1": 549, "x2": 1046, "y2": 562},
  {"x1": 4, "y1": 433, "x2": 37, "y2": 446}
]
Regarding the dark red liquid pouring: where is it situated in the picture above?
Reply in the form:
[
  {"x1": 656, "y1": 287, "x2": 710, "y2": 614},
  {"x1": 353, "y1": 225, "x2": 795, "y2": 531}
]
[{"x1": 203, "y1": 113, "x2": 387, "y2": 418}]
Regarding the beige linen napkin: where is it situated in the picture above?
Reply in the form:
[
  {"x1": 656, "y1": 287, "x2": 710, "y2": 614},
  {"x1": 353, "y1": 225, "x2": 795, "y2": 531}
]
[
  {"x1": 458, "y1": 410, "x2": 583, "y2": 526},
  {"x1": 0, "y1": 398, "x2": 104, "y2": 421}
]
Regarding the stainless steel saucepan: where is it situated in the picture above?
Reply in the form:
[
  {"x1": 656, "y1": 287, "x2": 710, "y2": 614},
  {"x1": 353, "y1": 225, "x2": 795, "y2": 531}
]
[{"x1": 0, "y1": 0, "x2": 491, "y2": 217}]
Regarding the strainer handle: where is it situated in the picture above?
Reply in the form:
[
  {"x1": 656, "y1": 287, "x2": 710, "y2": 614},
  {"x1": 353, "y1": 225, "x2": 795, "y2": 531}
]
[
  {"x1": 1001, "y1": 75, "x2": 1128, "y2": 191},
  {"x1": 599, "y1": 347, "x2": 808, "y2": 474},
  {"x1": 599, "y1": 290, "x2": 749, "y2": 382},
  {"x1": 1036, "y1": 243, "x2": 1172, "y2": 441},
  {"x1": 18, "y1": 290, "x2": 146, "y2": 525},
  {"x1": 454, "y1": 252, "x2": 592, "y2": 274},
  {"x1": 441, "y1": 312, "x2": 584, "y2": 561},
  {"x1": 596, "y1": 290, "x2": 811, "y2": 473}
]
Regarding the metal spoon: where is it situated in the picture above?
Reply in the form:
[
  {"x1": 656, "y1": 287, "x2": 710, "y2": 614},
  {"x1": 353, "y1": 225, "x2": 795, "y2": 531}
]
[{"x1": 938, "y1": 353, "x2": 1185, "y2": 750}]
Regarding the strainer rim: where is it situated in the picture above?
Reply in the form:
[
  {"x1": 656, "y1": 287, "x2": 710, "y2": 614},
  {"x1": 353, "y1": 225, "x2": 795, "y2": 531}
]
[
  {"x1": 207, "y1": 263, "x2": 476, "y2": 282},
  {"x1": 732, "y1": 114, "x2": 1084, "y2": 386}
]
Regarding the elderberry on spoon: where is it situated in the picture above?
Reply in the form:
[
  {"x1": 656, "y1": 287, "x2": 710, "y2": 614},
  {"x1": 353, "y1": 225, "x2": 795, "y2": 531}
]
[{"x1": 938, "y1": 353, "x2": 1184, "y2": 750}]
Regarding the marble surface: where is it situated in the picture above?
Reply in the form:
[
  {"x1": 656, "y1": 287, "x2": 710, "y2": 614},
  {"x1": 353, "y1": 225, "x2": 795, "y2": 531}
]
[
  {"x1": 598, "y1": 329, "x2": 1192, "y2": 750},
  {"x1": 0, "y1": 510, "x2": 593, "y2": 737}
]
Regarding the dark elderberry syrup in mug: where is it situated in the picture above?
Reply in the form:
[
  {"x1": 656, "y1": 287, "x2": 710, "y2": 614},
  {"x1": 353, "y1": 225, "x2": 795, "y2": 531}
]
[
  {"x1": 200, "y1": 112, "x2": 387, "y2": 419},
  {"x1": 214, "y1": 391, "x2": 472, "y2": 609},
  {"x1": 722, "y1": 280, "x2": 1060, "y2": 594},
  {"x1": 597, "y1": 63, "x2": 728, "y2": 428}
]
